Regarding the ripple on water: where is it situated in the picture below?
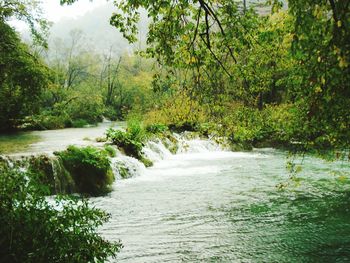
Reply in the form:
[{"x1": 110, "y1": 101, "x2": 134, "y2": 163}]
[{"x1": 92, "y1": 149, "x2": 350, "y2": 262}]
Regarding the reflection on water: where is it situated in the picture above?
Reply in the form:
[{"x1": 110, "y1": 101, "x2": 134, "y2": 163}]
[
  {"x1": 0, "y1": 122, "x2": 124, "y2": 156},
  {"x1": 92, "y1": 150, "x2": 350, "y2": 262},
  {"x1": 1, "y1": 125, "x2": 349, "y2": 262},
  {"x1": 0, "y1": 133, "x2": 40, "y2": 154}
]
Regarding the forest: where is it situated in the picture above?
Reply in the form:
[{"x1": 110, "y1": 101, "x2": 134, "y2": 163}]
[{"x1": 0, "y1": 0, "x2": 349, "y2": 262}]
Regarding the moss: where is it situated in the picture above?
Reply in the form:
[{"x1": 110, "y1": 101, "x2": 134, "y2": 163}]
[
  {"x1": 27, "y1": 155, "x2": 75, "y2": 195},
  {"x1": 55, "y1": 146, "x2": 115, "y2": 196},
  {"x1": 96, "y1": 136, "x2": 107, "y2": 143},
  {"x1": 116, "y1": 163, "x2": 130, "y2": 179},
  {"x1": 28, "y1": 155, "x2": 55, "y2": 193},
  {"x1": 104, "y1": 145, "x2": 117, "y2": 157},
  {"x1": 140, "y1": 157, "x2": 153, "y2": 167},
  {"x1": 159, "y1": 133, "x2": 179, "y2": 154}
]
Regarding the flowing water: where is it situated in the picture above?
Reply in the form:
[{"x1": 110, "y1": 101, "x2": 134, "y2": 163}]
[
  {"x1": 1, "y1": 125, "x2": 350, "y2": 262},
  {"x1": 94, "y1": 142, "x2": 350, "y2": 263},
  {"x1": 0, "y1": 121, "x2": 123, "y2": 156}
]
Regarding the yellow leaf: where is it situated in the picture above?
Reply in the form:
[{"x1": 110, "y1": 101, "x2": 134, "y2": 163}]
[
  {"x1": 295, "y1": 166, "x2": 302, "y2": 173},
  {"x1": 337, "y1": 20, "x2": 342, "y2": 27},
  {"x1": 315, "y1": 86, "x2": 322, "y2": 93},
  {"x1": 338, "y1": 175, "x2": 347, "y2": 182},
  {"x1": 339, "y1": 57, "x2": 348, "y2": 68}
]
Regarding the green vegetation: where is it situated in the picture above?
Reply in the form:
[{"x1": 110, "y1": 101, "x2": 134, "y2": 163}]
[
  {"x1": 0, "y1": 20, "x2": 49, "y2": 132},
  {"x1": 1, "y1": 0, "x2": 349, "y2": 260},
  {"x1": 108, "y1": 0, "x2": 348, "y2": 156},
  {"x1": 0, "y1": 133, "x2": 40, "y2": 154},
  {"x1": 0, "y1": 165, "x2": 121, "y2": 262},
  {"x1": 55, "y1": 146, "x2": 115, "y2": 196},
  {"x1": 1, "y1": 2, "x2": 155, "y2": 132},
  {"x1": 106, "y1": 119, "x2": 154, "y2": 166},
  {"x1": 27, "y1": 155, "x2": 75, "y2": 194},
  {"x1": 104, "y1": 145, "x2": 117, "y2": 157},
  {"x1": 145, "y1": 123, "x2": 168, "y2": 134}
]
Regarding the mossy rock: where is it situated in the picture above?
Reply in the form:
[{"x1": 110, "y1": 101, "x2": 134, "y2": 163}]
[
  {"x1": 115, "y1": 162, "x2": 131, "y2": 179},
  {"x1": 55, "y1": 146, "x2": 115, "y2": 196},
  {"x1": 160, "y1": 135, "x2": 179, "y2": 154},
  {"x1": 27, "y1": 155, "x2": 75, "y2": 195},
  {"x1": 140, "y1": 157, "x2": 153, "y2": 167}
]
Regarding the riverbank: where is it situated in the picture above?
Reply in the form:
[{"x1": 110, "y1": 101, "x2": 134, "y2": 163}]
[{"x1": 0, "y1": 122, "x2": 225, "y2": 196}]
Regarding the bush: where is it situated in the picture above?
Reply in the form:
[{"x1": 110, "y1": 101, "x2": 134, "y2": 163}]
[
  {"x1": 106, "y1": 119, "x2": 145, "y2": 158},
  {"x1": 23, "y1": 111, "x2": 71, "y2": 130},
  {"x1": 127, "y1": 118, "x2": 147, "y2": 143},
  {"x1": 104, "y1": 145, "x2": 117, "y2": 157},
  {"x1": 71, "y1": 119, "x2": 89, "y2": 128},
  {"x1": 145, "y1": 123, "x2": 168, "y2": 134},
  {"x1": 106, "y1": 120, "x2": 153, "y2": 166},
  {"x1": 0, "y1": 166, "x2": 122, "y2": 262},
  {"x1": 106, "y1": 128, "x2": 143, "y2": 159},
  {"x1": 66, "y1": 95, "x2": 104, "y2": 124},
  {"x1": 55, "y1": 146, "x2": 115, "y2": 196}
]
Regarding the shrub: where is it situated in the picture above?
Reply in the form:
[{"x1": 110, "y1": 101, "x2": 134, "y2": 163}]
[
  {"x1": 127, "y1": 118, "x2": 146, "y2": 143},
  {"x1": 107, "y1": 119, "x2": 154, "y2": 166},
  {"x1": 71, "y1": 119, "x2": 89, "y2": 128},
  {"x1": 145, "y1": 123, "x2": 168, "y2": 134},
  {"x1": 0, "y1": 166, "x2": 122, "y2": 262},
  {"x1": 66, "y1": 95, "x2": 104, "y2": 124},
  {"x1": 104, "y1": 145, "x2": 117, "y2": 157},
  {"x1": 55, "y1": 146, "x2": 115, "y2": 196},
  {"x1": 106, "y1": 119, "x2": 146, "y2": 158},
  {"x1": 106, "y1": 128, "x2": 143, "y2": 159}
]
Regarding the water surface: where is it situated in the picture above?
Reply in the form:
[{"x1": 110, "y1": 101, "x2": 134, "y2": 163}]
[
  {"x1": 93, "y1": 148, "x2": 350, "y2": 262},
  {"x1": 0, "y1": 122, "x2": 123, "y2": 156}
]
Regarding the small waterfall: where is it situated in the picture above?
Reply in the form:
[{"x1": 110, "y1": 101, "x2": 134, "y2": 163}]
[
  {"x1": 174, "y1": 133, "x2": 222, "y2": 153},
  {"x1": 0, "y1": 155, "x2": 14, "y2": 169},
  {"x1": 1, "y1": 132, "x2": 227, "y2": 189},
  {"x1": 50, "y1": 157, "x2": 75, "y2": 194},
  {"x1": 142, "y1": 139, "x2": 172, "y2": 162},
  {"x1": 111, "y1": 155, "x2": 147, "y2": 179}
]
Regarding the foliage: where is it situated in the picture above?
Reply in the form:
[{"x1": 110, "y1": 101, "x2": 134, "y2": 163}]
[
  {"x1": 145, "y1": 123, "x2": 168, "y2": 134},
  {"x1": 104, "y1": 145, "x2": 117, "y2": 157},
  {"x1": 286, "y1": 0, "x2": 350, "y2": 151},
  {"x1": 144, "y1": 92, "x2": 208, "y2": 131},
  {"x1": 71, "y1": 119, "x2": 89, "y2": 128},
  {"x1": 27, "y1": 155, "x2": 75, "y2": 194},
  {"x1": 0, "y1": 20, "x2": 50, "y2": 132},
  {"x1": 106, "y1": 119, "x2": 153, "y2": 166},
  {"x1": 0, "y1": 0, "x2": 50, "y2": 47},
  {"x1": 106, "y1": 128, "x2": 143, "y2": 159},
  {"x1": 0, "y1": 165, "x2": 122, "y2": 262},
  {"x1": 55, "y1": 146, "x2": 115, "y2": 196}
]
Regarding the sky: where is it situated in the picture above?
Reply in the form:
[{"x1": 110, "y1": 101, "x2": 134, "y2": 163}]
[
  {"x1": 42, "y1": 0, "x2": 107, "y2": 22},
  {"x1": 10, "y1": 0, "x2": 107, "y2": 31}
]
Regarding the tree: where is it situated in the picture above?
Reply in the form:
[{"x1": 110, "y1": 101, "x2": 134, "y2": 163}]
[
  {"x1": 0, "y1": 164, "x2": 122, "y2": 262},
  {"x1": 61, "y1": 0, "x2": 349, "y2": 150},
  {"x1": 100, "y1": 47, "x2": 122, "y2": 106},
  {"x1": 0, "y1": 0, "x2": 50, "y2": 47},
  {"x1": 0, "y1": 20, "x2": 50, "y2": 131}
]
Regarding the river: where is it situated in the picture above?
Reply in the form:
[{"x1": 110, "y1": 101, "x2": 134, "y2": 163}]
[
  {"x1": 1, "y1": 125, "x2": 350, "y2": 262},
  {"x1": 94, "y1": 144, "x2": 350, "y2": 262}
]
